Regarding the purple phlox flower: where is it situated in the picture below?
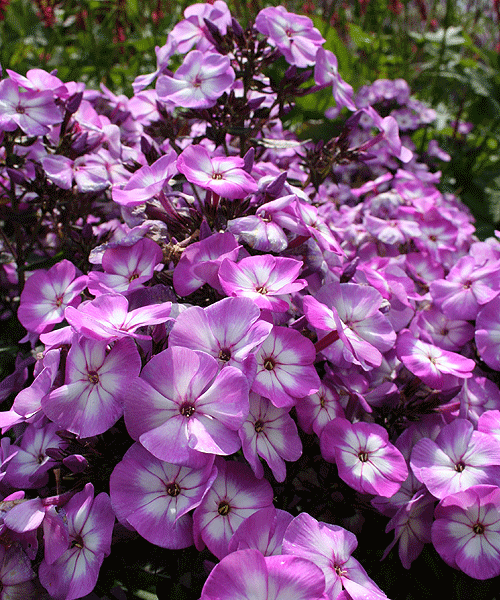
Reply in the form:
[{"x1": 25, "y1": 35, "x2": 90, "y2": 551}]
[
  {"x1": 255, "y1": 6, "x2": 325, "y2": 68},
  {"x1": 193, "y1": 457, "x2": 274, "y2": 559},
  {"x1": 18, "y1": 260, "x2": 88, "y2": 334},
  {"x1": 283, "y1": 199, "x2": 343, "y2": 254},
  {"x1": 218, "y1": 255, "x2": 307, "y2": 312},
  {"x1": 314, "y1": 48, "x2": 356, "y2": 111},
  {"x1": 128, "y1": 89, "x2": 162, "y2": 126},
  {"x1": 239, "y1": 392, "x2": 302, "y2": 482},
  {"x1": 0, "y1": 348, "x2": 62, "y2": 431},
  {"x1": 227, "y1": 506, "x2": 293, "y2": 556},
  {"x1": 396, "y1": 329, "x2": 475, "y2": 389},
  {"x1": 358, "y1": 106, "x2": 413, "y2": 163},
  {"x1": 124, "y1": 346, "x2": 249, "y2": 466},
  {"x1": 251, "y1": 325, "x2": 320, "y2": 409},
  {"x1": 351, "y1": 174, "x2": 394, "y2": 201},
  {"x1": 64, "y1": 292, "x2": 172, "y2": 341},
  {"x1": 168, "y1": 297, "x2": 272, "y2": 380},
  {"x1": 111, "y1": 151, "x2": 177, "y2": 207},
  {"x1": 427, "y1": 139, "x2": 451, "y2": 161},
  {"x1": 0, "y1": 545, "x2": 37, "y2": 599},
  {"x1": 87, "y1": 237, "x2": 164, "y2": 296},
  {"x1": 410, "y1": 418, "x2": 500, "y2": 499},
  {"x1": 411, "y1": 305, "x2": 474, "y2": 352},
  {"x1": 157, "y1": 50, "x2": 235, "y2": 109},
  {"x1": 303, "y1": 283, "x2": 396, "y2": 371},
  {"x1": 429, "y1": 255, "x2": 500, "y2": 321},
  {"x1": 478, "y1": 410, "x2": 500, "y2": 444},
  {"x1": 295, "y1": 381, "x2": 345, "y2": 437},
  {"x1": 475, "y1": 294, "x2": 500, "y2": 370},
  {"x1": 173, "y1": 231, "x2": 241, "y2": 297},
  {"x1": 321, "y1": 418, "x2": 408, "y2": 497},
  {"x1": 170, "y1": 1, "x2": 232, "y2": 54},
  {"x1": 226, "y1": 194, "x2": 297, "y2": 252},
  {"x1": 40, "y1": 155, "x2": 75, "y2": 190},
  {"x1": 42, "y1": 336, "x2": 141, "y2": 438},
  {"x1": 110, "y1": 442, "x2": 217, "y2": 549},
  {"x1": 381, "y1": 489, "x2": 435, "y2": 569},
  {"x1": 0, "y1": 437, "x2": 16, "y2": 484},
  {"x1": 404, "y1": 251, "x2": 445, "y2": 288},
  {"x1": 71, "y1": 153, "x2": 112, "y2": 193},
  {"x1": 411, "y1": 207, "x2": 459, "y2": 261},
  {"x1": 364, "y1": 213, "x2": 421, "y2": 246},
  {"x1": 6, "y1": 67, "x2": 68, "y2": 97},
  {"x1": 456, "y1": 375, "x2": 500, "y2": 425},
  {"x1": 282, "y1": 512, "x2": 389, "y2": 600},
  {"x1": 4, "y1": 420, "x2": 67, "y2": 489},
  {"x1": 38, "y1": 483, "x2": 115, "y2": 600},
  {"x1": 0, "y1": 78, "x2": 62, "y2": 136},
  {"x1": 132, "y1": 36, "x2": 177, "y2": 93},
  {"x1": 200, "y1": 548, "x2": 326, "y2": 600},
  {"x1": 432, "y1": 484, "x2": 500, "y2": 579},
  {"x1": 177, "y1": 145, "x2": 258, "y2": 200}
]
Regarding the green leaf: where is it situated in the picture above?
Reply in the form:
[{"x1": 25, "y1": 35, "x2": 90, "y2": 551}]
[
  {"x1": 347, "y1": 23, "x2": 373, "y2": 47},
  {"x1": 125, "y1": 0, "x2": 139, "y2": 20}
]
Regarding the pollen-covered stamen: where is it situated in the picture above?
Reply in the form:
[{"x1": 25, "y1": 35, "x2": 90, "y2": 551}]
[
  {"x1": 455, "y1": 461, "x2": 466, "y2": 472},
  {"x1": 70, "y1": 535, "x2": 84, "y2": 549},
  {"x1": 255, "y1": 286, "x2": 268, "y2": 294},
  {"x1": 166, "y1": 482, "x2": 181, "y2": 497},
  {"x1": 473, "y1": 522, "x2": 485, "y2": 535},
  {"x1": 180, "y1": 403, "x2": 196, "y2": 418},
  {"x1": 358, "y1": 451, "x2": 369, "y2": 462},
  {"x1": 254, "y1": 420, "x2": 264, "y2": 433},
  {"x1": 88, "y1": 370, "x2": 99, "y2": 385},
  {"x1": 263, "y1": 357, "x2": 276, "y2": 371},
  {"x1": 217, "y1": 500, "x2": 231, "y2": 516},
  {"x1": 333, "y1": 563, "x2": 347, "y2": 577},
  {"x1": 212, "y1": 172, "x2": 223, "y2": 179},
  {"x1": 129, "y1": 273, "x2": 140, "y2": 282},
  {"x1": 16, "y1": 105, "x2": 25, "y2": 114},
  {"x1": 218, "y1": 348, "x2": 231, "y2": 362}
]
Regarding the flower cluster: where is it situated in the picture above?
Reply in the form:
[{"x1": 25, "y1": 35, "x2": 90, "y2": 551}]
[{"x1": 1, "y1": 2, "x2": 500, "y2": 598}]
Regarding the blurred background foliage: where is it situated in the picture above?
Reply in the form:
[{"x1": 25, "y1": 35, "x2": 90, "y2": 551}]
[{"x1": 1, "y1": 0, "x2": 499, "y2": 237}]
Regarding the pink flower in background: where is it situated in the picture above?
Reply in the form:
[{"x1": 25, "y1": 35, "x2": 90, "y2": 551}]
[
  {"x1": 321, "y1": 418, "x2": 408, "y2": 497},
  {"x1": 432, "y1": 485, "x2": 500, "y2": 579},
  {"x1": 157, "y1": 51, "x2": 235, "y2": 109},
  {"x1": 177, "y1": 145, "x2": 258, "y2": 199}
]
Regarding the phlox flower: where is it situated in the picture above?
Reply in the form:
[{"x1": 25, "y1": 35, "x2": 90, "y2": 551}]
[
  {"x1": 5, "y1": 420, "x2": 67, "y2": 489},
  {"x1": 314, "y1": 48, "x2": 356, "y2": 112},
  {"x1": 64, "y1": 292, "x2": 172, "y2": 341},
  {"x1": 218, "y1": 255, "x2": 307, "y2": 312},
  {"x1": 227, "y1": 506, "x2": 293, "y2": 556},
  {"x1": 0, "y1": 545, "x2": 37, "y2": 599},
  {"x1": 200, "y1": 548, "x2": 326, "y2": 600},
  {"x1": 432, "y1": 485, "x2": 500, "y2": 579},
  {"x1": 123, "y1": 346, "x2": 249, "y2": 466},
  {"x1": 110, "y1": 443, "x2": 217, "y2": 549},
  {"x1": 18, "y1": 260, "x2": 88, "y2": 334},
  {"x1": 157, "y1": 51, "x2": 235, "y2": 109},
  {"x1": 251, "y1": 326, "x2": 320, "y2": 408},
  {"x1": 282, "y1": 512, "x2": 389, "y2": 600},
  {"x1": 193, "y1": 458, "x2": 274, "y2": 559},
  {"x1": 475, "y1": 295, "x2": 500, "y2": 370},
  {"x1": 87, "y1": 237, "x2": 164, "y2": 296},
  {"x1": 320, "y1": 418, "x2": 408, "y2": 497},
  {"x1": 429, "y1": 255, "x2": 500, "y2": 321},
  {"x1": 173, "y1": 231, "x2": 240, "y2": 297},
  {"x1": 239, "y1": 393, "x2": 302, "y2": 482},
  {"x1": 0, "y1": 78, "x2": 62, "y2": 136},
  {"x1": 396, "y1": 329, "x2": 475, "y2": 389},
  {"x1": 111, "y1": 151, "x2": 177, "y2": 207},
  {"x1": 170, "y1": 0, "x2": 232, "y2": 54},
  {"x1": 42, "y1": 336, "x2": 141, "y2": 438},
  {"x1": 168, "y1": 297, "x2": 272, "y2": 378},
  {"x1": 255, "y1": 6, "x2": 325, "y2": 67},
  {"x1": 177, "y1": 145, "x2": 258, "y2": 200},
  {"x1": 38, "y1": 483, "x2": 115, "y2": 600},
  {"x1": 294, "y1": 382, "x2": 345, "y2": 437},
  {"x1": 410, "y1": 418, "x2": 500, "y2": 499}
]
